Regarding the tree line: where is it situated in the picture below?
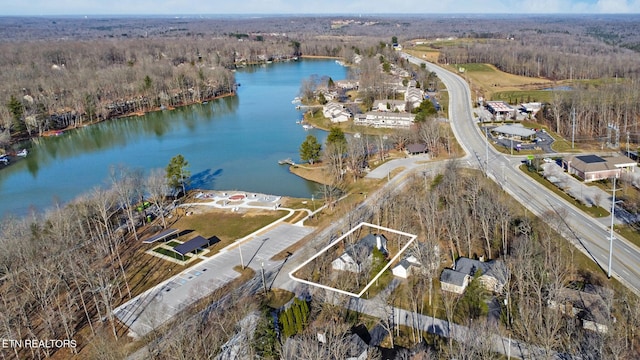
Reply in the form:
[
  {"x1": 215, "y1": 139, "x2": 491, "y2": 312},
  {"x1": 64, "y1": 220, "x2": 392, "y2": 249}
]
[{"x1": 0, "y1": 160, "x2": 183, "y2": 358}]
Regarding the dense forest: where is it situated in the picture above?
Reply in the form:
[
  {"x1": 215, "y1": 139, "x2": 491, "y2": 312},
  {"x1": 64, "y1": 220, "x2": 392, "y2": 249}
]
[{"x1": 3, "y1": 15, "x2": 640, "y2": 147}]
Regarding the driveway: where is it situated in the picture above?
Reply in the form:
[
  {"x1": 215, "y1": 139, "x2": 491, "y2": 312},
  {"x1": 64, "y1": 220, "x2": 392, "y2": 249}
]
[{"x1": 366, "y1": 154, "x2": 431, "y2": 179}]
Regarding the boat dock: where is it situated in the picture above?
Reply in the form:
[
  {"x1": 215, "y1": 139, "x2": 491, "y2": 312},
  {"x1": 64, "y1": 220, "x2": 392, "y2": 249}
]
[{"x1": 278, "y1": 158, "x2": 296, "y2": 166}]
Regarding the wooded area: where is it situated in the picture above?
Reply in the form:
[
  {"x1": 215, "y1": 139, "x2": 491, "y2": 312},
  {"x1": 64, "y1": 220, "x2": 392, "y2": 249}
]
[
  {"x1": 4, "y1": 15, "x2": 640, "y2": 147},
  {"x1": 2, "y1": 13, "x2": 640, "y2": 359}
]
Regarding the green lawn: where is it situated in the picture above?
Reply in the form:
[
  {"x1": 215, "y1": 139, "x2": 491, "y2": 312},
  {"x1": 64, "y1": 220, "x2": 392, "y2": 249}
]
[
  {"x1": 491, "y1": 90, "x2": 554, "y2": 104},
  {"x1": 613, "y1": 225, "x2": 640, "y2": 249},
  {"x1": 457, "y1": 63, "x2": 494, "y2": 72},
  {"x1": 153, "y1": 247, "x2": 190, "y2": 260},
  {"x1": 166, "y1": 240, "x2": 181, "y2": 247}
]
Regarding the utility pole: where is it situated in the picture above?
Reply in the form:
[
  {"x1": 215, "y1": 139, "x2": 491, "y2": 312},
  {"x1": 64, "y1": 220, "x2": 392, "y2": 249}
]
[
  {"x1": 239, "y1": 243, "x2": 244, "y2": 269},
  {"x1": 261, "y1": 261, "x2": 267, "y2": 294},
  {"x1": 485, "y1": 127, "x2": 489, "y2": 177},
  {"x1": 608, "y1": 176, "x2": 619, "y2": 278},
  {"x1": 571, "y1": 107, "x2": 576, "y2": 149},
  {"x1": 627, "y1": 131, "x2": 630, "y2": 156}
]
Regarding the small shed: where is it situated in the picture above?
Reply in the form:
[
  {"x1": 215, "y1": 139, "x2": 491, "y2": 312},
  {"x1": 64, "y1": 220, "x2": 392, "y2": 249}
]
[{"x1": 392, "y1": 255, "x2": 421, "y2": 279}]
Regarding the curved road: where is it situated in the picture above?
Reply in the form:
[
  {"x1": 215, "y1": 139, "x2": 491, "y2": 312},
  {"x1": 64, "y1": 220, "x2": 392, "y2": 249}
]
[{"x1": 403, "y1": 53, "x2": 640, "y2": 295}]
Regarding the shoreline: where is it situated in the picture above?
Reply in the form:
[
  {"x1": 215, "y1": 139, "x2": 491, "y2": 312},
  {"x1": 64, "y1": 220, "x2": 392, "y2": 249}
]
[
  {"x1": 13, "y1": 92, "x2": 237, "y2": 146},
  {"x1": 288, "y1": 164, "x2": 333, "y2": 186}
]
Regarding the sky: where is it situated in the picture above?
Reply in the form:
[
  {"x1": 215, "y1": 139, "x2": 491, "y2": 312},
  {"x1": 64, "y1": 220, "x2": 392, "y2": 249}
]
[{"x1": 2, "y1": 0, "x2": 640, "y2": 16}]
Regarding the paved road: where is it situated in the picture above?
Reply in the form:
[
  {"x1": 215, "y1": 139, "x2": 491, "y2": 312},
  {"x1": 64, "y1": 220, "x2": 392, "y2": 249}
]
[
  {"x1": 114, "y1": 221, "x2": 313, "y2": 337},
  {"x1": 402, "y1": 53, "x2": 640, "y2": 295},
  {"x1": 366, "y1": 154, "x2": 430, "y2": 179}
]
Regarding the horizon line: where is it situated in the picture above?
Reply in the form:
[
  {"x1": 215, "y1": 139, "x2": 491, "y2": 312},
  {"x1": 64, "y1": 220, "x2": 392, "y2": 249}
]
[{"x1": 2, "y1": 12, "x2": 640, "y2": 18}]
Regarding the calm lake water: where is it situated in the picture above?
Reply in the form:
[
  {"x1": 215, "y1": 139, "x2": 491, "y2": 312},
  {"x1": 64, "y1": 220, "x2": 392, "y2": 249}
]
[{"x1": 0, "y1": 59, "x2": 347, "y2": 217}]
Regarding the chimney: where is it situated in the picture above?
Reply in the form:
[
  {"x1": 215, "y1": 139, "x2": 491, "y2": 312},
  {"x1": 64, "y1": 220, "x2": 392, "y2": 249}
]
[{"x1": 376, "y1": 235, "x2": 381, "y2": 250}]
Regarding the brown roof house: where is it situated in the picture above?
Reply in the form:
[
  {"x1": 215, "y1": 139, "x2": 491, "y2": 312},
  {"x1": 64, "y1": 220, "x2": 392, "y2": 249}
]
[
  {"x1": 440, "y1": 257, "x2": 508, "y2": 294},
  {"x1": 564, "y1": 154, "x2": 636, "y2": 182},
  {"x1": 405, "y1": 143, "x2": 429, "y2": 156}
]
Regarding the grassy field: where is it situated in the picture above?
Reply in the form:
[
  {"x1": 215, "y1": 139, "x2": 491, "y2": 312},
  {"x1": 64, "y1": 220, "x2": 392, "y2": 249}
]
[
  {"x1": 491, "y1": 90, "x2": 554, "y2": 104},
  {"x1": 451, "y1": 63, "x2": 555, "y2": 101},
  {"x1": 171, "y1": 208, "x2": 288, "y2": 244}
]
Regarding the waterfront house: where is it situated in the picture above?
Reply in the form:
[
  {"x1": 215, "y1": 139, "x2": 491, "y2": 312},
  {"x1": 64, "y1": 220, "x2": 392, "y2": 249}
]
[
  {"x1": 354, "y1": 112, "x2": 415, "y2": 128},
  {"x1": 322, "y1": 101, "x2": 352, "y2": 123}
]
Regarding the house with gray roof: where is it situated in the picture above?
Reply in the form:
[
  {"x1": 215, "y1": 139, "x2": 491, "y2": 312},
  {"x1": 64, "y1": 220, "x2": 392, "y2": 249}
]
[
  {"x1": 404, "y1": 87, "x2": 424, "y2": 109},
  {"x1": 548, "y1": 285, "x2": 614, "y2": 333},
  {"x1": 564, "y1": 154, "x2": 636, "y2": 182},
  {"x1": 440, "y1": 257, "x2": 508, "y2": 294},
  {"x1": 332, "y1": 234, "x2": 388, "y2": 273},
  {"x1": 405, "y1": 143, "x2": 428, "y2": 156},
  {"x1": 322, "y1": 101, "x2": 352, "y2": 123},
  {"x1": 392, "y1": 255, "x2": 421, "y2": 279}
]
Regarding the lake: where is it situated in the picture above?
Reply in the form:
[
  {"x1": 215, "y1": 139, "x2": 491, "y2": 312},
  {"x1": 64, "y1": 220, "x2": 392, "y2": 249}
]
[{"x1": 0, "y1": 59, "x2": 348, "y2": 217}]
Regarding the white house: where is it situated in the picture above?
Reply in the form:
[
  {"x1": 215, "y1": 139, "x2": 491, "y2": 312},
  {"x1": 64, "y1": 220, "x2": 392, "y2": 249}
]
[
  {"x1": 332, "y1": 234, "x2": 388, "y2": 273},
  {"x1": 354, "y1": 112, "x2": 415, "y2": 128},
  {"x1": 440, "y1": 257, "x2": 508, "y2": 294},
  {"x1": 404, "y1": 87, "x2": 424, "y2": 109},
  {"x1": 322, "y1": 101, "x2": 351, "y2": 123},
  {"x1": 333, "y1": 79, "x2": 359, "y2": 90},
  {"x1": 373, "y1": 99, "x2": 406, "y2": 112},
  {"x1": 392, "y1": 255, "x2": 421, "y2": 279}
]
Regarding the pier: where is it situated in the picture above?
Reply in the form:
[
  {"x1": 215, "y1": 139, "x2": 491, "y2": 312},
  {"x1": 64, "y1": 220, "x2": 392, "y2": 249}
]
[{"x1": 278, "y1": 158, "x2": 296, "y2": 166}]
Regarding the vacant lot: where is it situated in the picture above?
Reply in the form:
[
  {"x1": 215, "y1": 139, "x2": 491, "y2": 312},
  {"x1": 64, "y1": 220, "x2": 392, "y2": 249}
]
[{"x1": 451, "y1": 63, "x2": 555, "y2": 100}]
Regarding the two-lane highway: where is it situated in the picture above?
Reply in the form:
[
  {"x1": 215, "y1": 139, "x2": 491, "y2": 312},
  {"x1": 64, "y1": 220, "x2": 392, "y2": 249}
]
[{"x1": 403, "y1": 53, "x2": 640, "y2": 295}]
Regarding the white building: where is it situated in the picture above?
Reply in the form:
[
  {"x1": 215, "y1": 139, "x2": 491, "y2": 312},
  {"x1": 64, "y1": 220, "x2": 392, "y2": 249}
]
[
  {"x1": 332, "y1": 234, "x2": 388, "y2": 273},
  {"x1": 404, "y1": 87, "x2": 424, "y2": 109},
  {"x1": 392, "y1": 255, "x2": 421, "y2": 279},
  {"x1": 322, "y1": 101, "x2": 352, "y2": 123},
  {"x1": 354, "y1": 112, "x2": 415, "y2": 128},
  {"x1": 372, "y1": 99, "x2": 406, "y2": 112}
]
